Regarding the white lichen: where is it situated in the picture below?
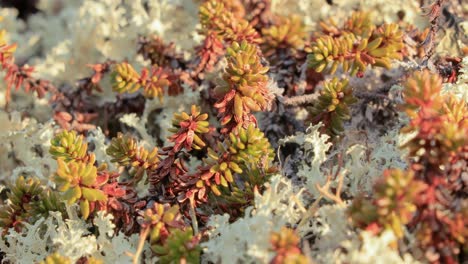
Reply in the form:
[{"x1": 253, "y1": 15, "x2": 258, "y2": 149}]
[{"x1": 202, "y1": 175, "x2": 306, "y2": 263}]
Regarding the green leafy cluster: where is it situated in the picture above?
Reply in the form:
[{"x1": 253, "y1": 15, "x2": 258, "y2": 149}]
[
  {"x1": 49, "y1": 130, "x2": 89, "y2": 162},
  {"x1": 107, "y1": 133, "x2": 160, "y2": 181},
  {"x1": 199, "y1": 0, "x2": 259, "y2": 43},
  {"x1": 349, "y1": 169, "x2": 427, "y2": 238},
  {"x1": 307, "y1": 12, "x2": 404, "y2": 76},
  {"x1": 308, "y1": 77, "x2": 357, "y2": 136},
  {"x1": 199, "y1": 0, "x2": 230, "y2": 34},
  {"x1": 224, "y1": 41, "x2": 269, "y2": 94},
  {"x1": 140, "y1": 203, "x2": 201, "y2": 263},
  {"x1": 215, "y1": 40, "x2": 271, "y2": 132},
  {"x1": 49, "y1": 130, "x2": 111, "y2": 219},
  {"x1": 168, "y1": 105, "x2": 211, "y2": 152},
  {"x1": 55, "y1": 157, "x2": 107, "y2": 219},
  {"x1": 270, "y1": 227, "x2": 308, "y2": 264},
  {"x1": 111, "y1": 62, "x2": 170, "y2": 101},
  {"x1": 0, "y1": 176, "x2": 65, "y2": 233},
  {"x1": 401, "y1": 70, "x2": 468, "y2": 165},
  {"x1": 261, "y1": 15, "x2": 307, "y2": 55},
  {"x1": 197, "y1": 124, "x2": 274, "y2": 198},
  {"x1": 111, "y1": 62, "x2": 141, "y2": 93},
  {"x1": 152, "y1": 228, "x2": 201, "y2": 264}
]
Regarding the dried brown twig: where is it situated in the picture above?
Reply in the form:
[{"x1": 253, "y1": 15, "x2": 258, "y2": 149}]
[
  {"x1": 421, "y1": 0, "x2": 447, "y2": 65},
  {"x1": 315, "y1": 153, "x2": 346, "y2": 206}
]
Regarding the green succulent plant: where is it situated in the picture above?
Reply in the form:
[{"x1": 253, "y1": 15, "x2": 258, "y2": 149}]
[
  {"x1": 215, "y1": 40, "x2": 271, "y2": 131},
  {"x1": 111, "y1": 62, "x2": 141, "y2": 93},
  {"x1": 308, "y1": 77, "x2": 357, "y2": 136},
  {"x1": 224, "y1": 19, "x2": 260, "y2": 44},
  {"x1": 199, "y1": 0, "x2": 259, "y2": 43},
  {"x1": 349, "y1": 169, "x2": 427, "y2": 239},
  {"x1": 224, "y1": 40, "x2": 269, "y2": 90},
  {"x1": 111, "y1": 62, "x2": 141, "y2": 94},
  {"x1": 374, "y1": 169, "x2": 427, "y2": 238},
  {"x1": 0, "y1": 176, "x2": 42, "y2": 231},
  {"x1": 143, "y1": 203, "x2": 183, "y2": 243},
  {"x1": 30, "y1": 189, "x2": 67, "y2": 222},
  {"x1": 106, "y1": 133, "x2": 160, "y2": 181},
  {"x1": 152, "y1": 228, "x2": 201, "y2": 264},
  {"x1": 261, "y1": 15, "x2": 307, "y2": 54},
  {"x1": 270, "y1": 227, "x2": 308, "y2": 264},
  {"x1": 0, "y1": 176, "x2": 66, "y2": 234},
  {"x1": 199, "y1": 0, "x2": 230, "y2": 35},
  {"x1": 307, "y1": 12, "x2": 403, "y2": 76},
  {"x1": 168, "y1": 105, "x2": 211, "y2": 152},
  {"x1": 49, "y1": 130, "x2": 89, "y2": 162},
  {"x1": 54, "y1": 157, "x2": 107, "y2": 219},
  {"x1": 139, "y1": 202, "x2": 200, "y2": 263},
  {"x1": 140, "y1": 67, "x2": 170, "y2": 101},
  {"x1": 111, "y1": 63, "x2": 169, "y2": 101},
  {"x1": 197, "y1": 124, "x2": 274, "y2": 197}
]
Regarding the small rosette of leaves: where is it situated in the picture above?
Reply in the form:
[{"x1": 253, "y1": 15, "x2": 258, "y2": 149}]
[
  {"x1": 349, "y1": 169, "x2": 426, "y2": 238},
  {"x1": 0, "y1": 176, "x2": 67, "y2": 234},
  {"x1": 199, "y1": 146, "x2": 241, "y2": 196},
  {"x1": 215, "y1": 41, "x2": 271, "y2": 132},
  {"x1": 224, "y1": 40, "x2": 269, "y2": 91},
  {"x1": 373, "y1": 169, "x2": 427, "y2": 238},
  {"x1": 54, "y1": 157, "x2": 107, "y2": 219},
  {"x1": 224, "y1": 19, "x2": 260, "y2": 44},
  {"x1": 199, "y1": 0, "x2": 231, "y2": 35},
  {"x1": 307, "y1": 12, "x2": 403, "y2": 76},
  {"x1": 319, "y1": 11, "x2": 373, "y2": 36},
  {"x1": 141, "y1": 203, "x2": 185, "y2": 244},
  {"x1": 402, "y1": 70, "x2": 443, "y2": 116},
  {"x1": 49, "y1": 130, "x2": 89, "y2": 162},
  {"x1": 196, "y1": 124, "x2": 274, "y2": 196},
  {"x1": 0, "y1": 176, "x2": 42, "y2": 232},
  {"x1": 401, "y1": 71, "x2": 468, "y2": 165},
  {"x1": 343, "y1": 11, "x2": 374, "y2": 36},
  {"x1": 168, "y1": 105, "x2": 211, "y2": 152},
  {"x1": 261, "y1": 15, "x2": 307, "y2": 54},
  {"x1": 140, "y1": 203, "x2": 200, "y2": 263},
  {"x1": 111, "y1": 62, "x2": 141, "y2": 93},
  {"x1": 199, "y1": 0, "x2": 259, "y2": 43},
  {"x1": 140, "y1": 66, "x2": 170, "y2": 100},
  {"x1": 29, "y1": 189, "x2": 67, "y2": 222},
  {"x1": 152, "y1": 228, "x2": 201, "y2": 264},
  {"x1": 107, "y1": 133, "x2": 160, "y2": 181},
  {"x1": 308, "y1": 77, "x2": 357, "y2": 136},
  {"x1": 270, "y1": 227, "x2": 308, "y2": 264},
  {"x1": 227, "y1": 124, "x2": 274, "y2": 166},
  {"x1": 111, "y1": 62, "x2": 170, "y2": 101}
]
